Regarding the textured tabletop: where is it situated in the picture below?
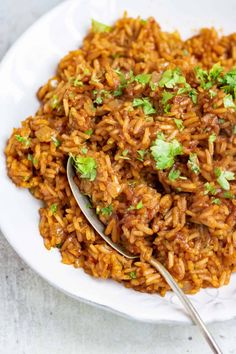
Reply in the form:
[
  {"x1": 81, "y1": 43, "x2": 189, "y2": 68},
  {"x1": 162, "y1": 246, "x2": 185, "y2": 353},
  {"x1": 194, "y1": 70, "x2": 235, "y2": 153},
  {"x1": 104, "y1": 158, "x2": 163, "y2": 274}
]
[{"x1": 0, "y1": 1, "x2": 236, "y2": 353}]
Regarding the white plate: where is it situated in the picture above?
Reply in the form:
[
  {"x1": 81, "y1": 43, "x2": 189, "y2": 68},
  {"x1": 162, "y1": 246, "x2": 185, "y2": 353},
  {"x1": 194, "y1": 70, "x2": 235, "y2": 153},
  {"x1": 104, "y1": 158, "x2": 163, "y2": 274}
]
[{"x1": 0, "y1": 0, "x2": 236, "y2": 323}]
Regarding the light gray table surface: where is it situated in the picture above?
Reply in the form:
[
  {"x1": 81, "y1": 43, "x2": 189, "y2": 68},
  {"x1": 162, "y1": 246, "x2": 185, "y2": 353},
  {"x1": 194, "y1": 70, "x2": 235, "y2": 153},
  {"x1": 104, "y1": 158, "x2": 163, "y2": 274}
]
[{"x1": 0, "y1": 1, "x2": 236, "y2": 353}]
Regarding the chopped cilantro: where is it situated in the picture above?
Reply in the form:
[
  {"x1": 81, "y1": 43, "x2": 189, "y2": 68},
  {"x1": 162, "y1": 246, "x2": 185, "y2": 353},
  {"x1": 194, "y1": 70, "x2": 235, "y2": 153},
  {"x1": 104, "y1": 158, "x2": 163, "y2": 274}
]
[
  {"x1": 214, "y1": 168, "x2": 235, "y2": 191},
  {"x1": 158, "y1": 68, "x2": 186, "y2": 89},
  {"x1": 219, "y1": 118, "x2": 225, "y2": 124},
  {"x1": 113, "y1": 69, "x2": 127, "y2": 96},
  {"x1": 188, "y1": 153, "x2": 200, "y2": 174},
  {"x1": 136, "y1": 201, "x2": 143, "y2": 209},
  {"x1": 137, "y1": 149, "x2": 146, "y2": 161},
  {"x1": 174, "y1": 119, "x2": 184, "y2": 131},
  {"x1": 150, "y1": 81, "x2": 158, "y2": 91},
  {"x1": 51, "y1": 136, "x2": 61, "y2": 148},
  {"x1": 218, "y1": 68, "x2": 236, "y2": 99},
  {"x1": 119, "y1": 149, "x2": 130, "y2": 160},
  {"x1": 72, "y1": 155, "x2": 97, "y2": 181},
  {"x1": 209, "y1": 63, "x2": 223, "y2": 81},
  {"x1": 204, "y1": 182, "x2": 217, "y2": 195},
  {"x1": 209, "y1": 89, "x2": 217, "y2": 98},
  {"x1": 233, "y1": 126, "x2": 236, "y2": 134},
  {"x1": 189, "y1": 89, "x2": 198, "y2": 104},
  {"x1": 132, "y1": 97, "x2": 156, "y2": 115},
  {"x1": 129, "y1": 271, "x2": 137, "y2": 279},
  {"x1": 212, "y1": 198, "x2": 221, "y2": 205},
  {"x1": 223, "y1": 94, "x2": 235, "y2": 108},
  {"x1": 50, "y1": 203, "x2": 57, "y2": 214},
  {"x1": 168, "y1": 168, "x2": 181, "y2": 181},
  {"x1": 15, "y1": 134, "x2": 30, "y2": 146},
  {"x1": 134, "y1": 73, "x2": 151, "y2": 85},
  {"x1": 150, "y1": 136, "x2": 183, "y2": 170},
  {"x1": 84, "y1": 129, "x2": 93, "y2": 136},
  {"x1": 91, "y1": 19, "x2": 112, "y2": 33},
  {"x1": 101, "y1": 205, "x2": 113, "y2": 216},
  {"x1": 81, "y1": 147, "x2": 88, "y2": 154},
  {"x1": 195, "y1": 67, "x2": 212, "y2": 90},
  {"x1": 161, "y1": 91, "x2": 174, "y2": 113},
  {"x1": 56, "y1": 242, "x2": 63, "y2": 249},
  {"x1": 73, "y1": 78, "x2": 83, "y2": 87},
  {"x1": 51, "y1": 95, "x2": 59, "y2": 109},
  {"x1": 209, "y1": 134, "x2": 216, "y2": 144},
  {"x1": 223, "y1": 191, "x2": 235, "y2": 199},
  {"x1": 86, "y1": 201, "x2": 92, "y2": 209}
]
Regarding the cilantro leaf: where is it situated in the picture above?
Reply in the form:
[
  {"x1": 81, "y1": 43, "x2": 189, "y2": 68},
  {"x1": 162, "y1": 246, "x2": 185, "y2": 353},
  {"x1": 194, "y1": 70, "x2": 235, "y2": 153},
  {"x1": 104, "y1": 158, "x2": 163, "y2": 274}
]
[
  {"x1": 151, "y1": 136, "x2": 183, "y2": 170},
  {"x1": 209, "y1": 63, "x2": 223, "y2": 81},
  {"x1": 84, "y1": 129, "x2": 93, "y2": 136},
  {"x1": 15, "y1": 134, "x2": 30, "y2": 147},
  {"x1": 129, "y1": 271, "x2": 137, "y2": 279},
  {"x1": 159, "y1": 68, "x2": 186, "y2": 89},
  {"x1": 209, "y1": 134, "x2": 216, "y2": 143},
  {"x1": 204, "y1": 182, "x2": 217, "y2": 195},
  {"x1": 161, "y1": 91, "x2": 174, "y2": 113},
  {"x1": 133, "y1": 97, "x2": 156, "y2": 115},
  {"x1": 214, "y1": 168, "x2": 235, "y2": 191},
  {"x1": 212, "y1": 198, "x2": 221, "y2": 205},
  {"x1": 134, "y1": 73, "x2": 151, "y2": 85},
  {"x1": 218, "y1": 68, "x2": 236, "y2": 99},
  {"x1": 149, "y1": 81, "x2": 158, "y2": 91},
  {"x1": 136, "y1": 201, "x2": 143, "y2": 209},
  {"x1": 168, "y1": 168, "x2": 181, "y2": 181},
  {"x1": 51, "y1": 95, "x2": 59, "y2": 109},
  {"x1": 50, "y1": 203, "x2": 57, "y2": 214},
  {"x1": 223, "y1": 94, "x2": 235, "y2": 108},
  {"x1": 233, "y1": 126, "x2": 236, "y2": 135},
  {"x1": 81, "y1": 147, "x2": 88, "y2": 154},
  {"x1": 195, "y1": 67, "x2": 212, "y2": 90},
  {"x1": 188, "y1": 153, "x2": 200, "y2": 174},
  {"x1": 174, "y1": 119, "x2": 184, "y2": 131},
  {"x1": 72, "y1": 155, "x2": 97, "y2": 181},
  {"x1": 51, "y1": 136, "x2": 61, "y2": 148},
  {"x1": 91, "y1": 19, "x2": 112, "y2": 33},
  {"x1": 137, "y1": 149, "x2": 146, "y2": 161},
  {"x1": 101, "y1": 205, "x2": 113, "y2": 216},
  {"x1": 223, "y1": 191, "x2": 235, "y2": 199}
]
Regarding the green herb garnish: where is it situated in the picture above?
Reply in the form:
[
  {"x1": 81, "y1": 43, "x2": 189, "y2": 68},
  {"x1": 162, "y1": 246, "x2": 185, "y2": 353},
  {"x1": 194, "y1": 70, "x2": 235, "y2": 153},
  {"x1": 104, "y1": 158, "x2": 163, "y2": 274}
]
[
  {"x1": 15, "y1": 134, "x2": 30, "y2": 147},
  {"x1": 134, "y1": 73, "x2": 151, "y2": 85},
  {"x1": 50, "y1": 203, "x2": 58, "y2": 214},
  {"x1": 101, "y1": 205, "x2": 113, "y2": 216},
  {"x1": 129, "y1": 271, "x2": 137, "y2": 279},
  {"x1": 212, "y1": 198, "x2": 221, "y2": 205},
  {"x1": 81, "y1": 147, "x2": 88, "y2": 154},
  {"x1": 150, "y1": 135, "x2": 183, "y2": 170},
  {"x1": 214, "y1": 168, "x2": 235, "y2": 191},
  {"x1": 137, "y1": 149, "x2": 146, "y2": 161},
  {"x1": 161, "y1": 91, "x2": 174, "y2": 113},
  {"x1": 158, "y1": 68, "x2": 186, "y2": 89},
  {"x1": 204, "y1": 182, "x2": 217, "y2": 195},
  {"x1": 84, "y1": 129, "x2": 93, "y2": 136},
  {"x1": 56, "y1": 242, "x2": 63, "y2": 249},
  {"x1": 132, "y1": 97, "x2": 156, "y2": 115},
  {"x1": 209, "y1": 134, "x2": 216, "y2": 144},
  {"x1": 188, "y1": 153, "x2": 200, "y2": 174},
  {"x1": 51, "y1": 136, "x2": 61, "y2": 148},
  {"x1": 91, "y1": 19, "x2": 112, "y2": 33},
  {"x1": 174, "y1": 119, "x2": 184, "y2": 131},
  {"x1": 223, "y1": 191, "x2": 235, "y2": 199},
  {"x1": 51, "y1": 95, "x2": 59, "y2": 109},
  {"x1": 136, "y1": 201, "x2": 143, "y2": 210},
  {"x1": 168, "y1": 168, "x2": 181, "y2": 181},
  {"x1": 223, "y1": 94, "x2": 235, "y2": 108},
  {"x1": 72, "y1": 155, "x2": 97, "y2": 181}
]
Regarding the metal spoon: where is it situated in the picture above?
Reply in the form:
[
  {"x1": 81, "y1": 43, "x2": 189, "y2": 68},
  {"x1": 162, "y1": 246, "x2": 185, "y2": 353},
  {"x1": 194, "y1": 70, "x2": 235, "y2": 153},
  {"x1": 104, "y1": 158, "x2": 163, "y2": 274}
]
[{"x1": 67, "y1": 156, "x2": 222, "y2": 354}]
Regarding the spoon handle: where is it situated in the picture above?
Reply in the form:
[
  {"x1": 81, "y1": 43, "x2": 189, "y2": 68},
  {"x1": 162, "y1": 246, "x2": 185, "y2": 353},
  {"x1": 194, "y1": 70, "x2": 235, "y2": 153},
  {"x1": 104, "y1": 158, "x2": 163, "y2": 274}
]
[{"x1": 149, "y1": 257, "x2": 222, "y2": 354}]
